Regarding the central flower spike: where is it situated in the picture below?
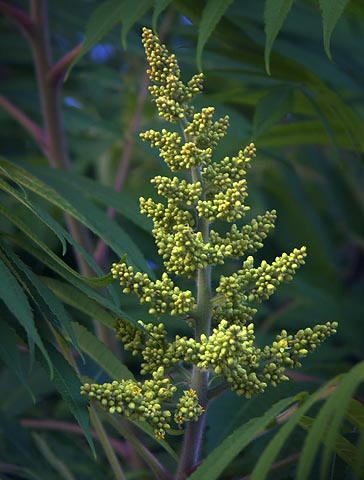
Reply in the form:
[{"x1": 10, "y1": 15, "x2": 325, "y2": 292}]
[{"x1": 81, "y1": 28, "x2": 337, "y2": 439}]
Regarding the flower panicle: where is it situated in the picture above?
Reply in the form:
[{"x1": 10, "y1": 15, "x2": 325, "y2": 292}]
[{"x1": 81, "y1": 28, "x2": 337, "y2": 438}]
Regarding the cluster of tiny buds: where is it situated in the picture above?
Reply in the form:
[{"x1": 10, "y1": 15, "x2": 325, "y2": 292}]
[
  {"x1": 141, "y1": 27, "x2": 204, "y2": 122},
  {"x1": 174, "y1": 389, "x2": 205, "y2": 424},
  {"x1": 111, "y1": 262, "x2": 196, "y2": 316}
]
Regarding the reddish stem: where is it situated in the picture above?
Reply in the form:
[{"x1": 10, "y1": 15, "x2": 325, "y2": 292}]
[
  {"x1": 0, "y1": 95, "x2": 49, "y2": 155},
  {"x1": 48, "y1": 43, "x2": 83, "y2": 85},
  {"x1": 0, "y1": 1, "x2": 34, "y2": 36}
]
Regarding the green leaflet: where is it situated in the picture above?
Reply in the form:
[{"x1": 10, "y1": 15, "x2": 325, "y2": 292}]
[
  {"x1": 250, "y1": 365, "x2": 364, "y2": 480},
  {"x1": 189, "y1": 395, "x2": 299, "y2": 480},
  {"x1": 0, "y1": 251, "x2": 51, "y2": 375},
  {"x1": 319, "y1": 0, "x2": 351, "y2": 61},
  {"x1": 28, "y1": 166, "x2": 150, "y2": 233},
  {"x1": 71, "y1": 322, "x2": 134, "y2": 381},
  {"x1": 345, "y1": 399, "x2": 364, "y2": 431},
  {"x1": 299, "y1": 416, "x2": 361, "y2": 472},
  {"x1": 106, "y1": 412, "x2": 179, "y2": 463},
  {"x1": 0, "y1": 203, "x2": 113, "y2": 289},
  {"x1": 121, "y1": 0, "x2": 154, "y2": 49},
  {"x1": 264, "y1": 0, "x2": 294, "y2": 75},
  {"x1": 152, "y1": 0, "x2": 174, "y2": 31},
  {"x1": 196, "y1": 0, "x2": 234, "y2": 71},
  {"x1": 39, "y1": 343, "x2": 96, "y2": 457},
  {"x1": 6, "y1": 234, "x2": 122, "y2": 317},
  {"x1": 66, "y1": 0, "x2": 124, "y2": 79},
  {"x1": 0, "y1": 175, "x2": 67, "y2": 255},
  {"x1": 42, "y1": 277, "x2": 139, "y2": 329},
  {"x1": 0, "y1": 158, "x2": 148, "y2": 274},
  {"x1": 297, "y1": 362, "x2": 364, "y2": 480},
  {"x1": 1, "y1": 243, "x2": 80, "y2": 355},
  {"x1": 0, "y1": 320, "x2": 34, "y2": 402},
  {"x1": 43, "y1": 277, "x2": 115, "y2": 329}
]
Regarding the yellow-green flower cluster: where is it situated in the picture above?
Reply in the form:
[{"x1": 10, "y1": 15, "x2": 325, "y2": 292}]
[
  {"x1": 111, "y1": 262, "x2": 195, "y2": 315},
  {"x1": 174, "y1": 389, "x2": 205, "y2": 424},
  {"x1": 151, "y1": 176, "x2": 202, "y2": 206},
  {"x1": 216, "y1": 246, "x2": 307, "y2": 312},
  {"x1": 113, "y1": 316, "x2": 337, "y2": 398},
  {"x1": 210, "y1": 210, "x2": 277, "y2": 258},
  {"x1": 262, "y1": 322, "x2": 338, "y2": 386},
  {"x1": 141, "y1": 27, "x2": 204, "y2": 122},
  {"x1": 81, "y1": 367, "x2": 176, "y2": 439}
]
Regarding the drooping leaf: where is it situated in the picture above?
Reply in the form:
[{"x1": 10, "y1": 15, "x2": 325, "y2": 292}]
[
  {"x1": 71, "y1": 322, "x2": 134, "y2": 381},
  {"x1": 250, "y1": 365, "x2": 364, "y2": 480},
  {"x1": 0, "y1": 158, "x2": 149, "y2": 273},
  {"x1": 264, "y1": 0, "x2": 295, "y2": 75},
  {"x1": 0, "y1": 175, "x2": 67, "y2": 255},
  {"x1": 28, "y1": 167, "x2": 150, "y2": 233},
  {"x1": 152, "y1": 0, "x2": 174, "y2": 31},
  {"x1": 39, "y1": 343, "x2": 96, "y2": 456},
  {"x1": 0, "y1": 250, "x2": 51, "y2": 373},
  {"x1": 6, "y1": 234, "x2": 123, "y2": 318},
  {"x1": 196, "y1": 0, "x2": 234, "y2": 71},
  {"x1": 66, "y1": 0, "x2": 124, "y2": 78},
  {"x1": 299, "y1": 416, "x2": 362, "y2": 472},
  {"x1": 2, "y1": 244, "x2": 80, "y2": 354},
  {"x1": 106, "y1": 412, "x2": 179, "y2": 463},
  {"x1": 309, "y1": 362, "x2": 364, "y2": 480},
  {"x1": 121, "y1": 0, "x2": 154, "y2": 49},
  {"x1": 43, "y1": 277, "x2": 116, "y2": 329},
  {"x1": 0, "y1": 203, "x2": 113, "y2": 290},
  {"x1": 189, "y1": 395, "x2": 299, "y2": 480},
  {"x1": 0, "y1": 319, "x2": 34, "y2": 401},
  {"x1": 319, "y1": 0, "x2": 350, "y2": 61}
]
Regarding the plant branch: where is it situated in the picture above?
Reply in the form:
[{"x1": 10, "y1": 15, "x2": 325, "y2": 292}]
[
  {"x1": 0, "y1": 95, "x2": 48, "y2": 155},
  {"x1": 20, "y1": 418, "x2": 133, "y2": 462},
  {"x1": 28, "y1": 0, "x2": 93, "y2": 273},
  {"x1": 107, "y1": 414, "x2": 173, "y2": 480},
  {"x1": 90, "y1": 406, "x2": 127, "y2": 480},
  {"x1": 176, "y1": 136, "x2": 213, "y2": 478},
  {"x1": 0, "y1": 1, "x2": 34, "y2": 37},
  {"x1": 48, "y1": 43, "x2": 82, "y2": 85}
]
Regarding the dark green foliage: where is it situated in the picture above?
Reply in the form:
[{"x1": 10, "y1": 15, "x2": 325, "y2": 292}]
[{"x1": 0, "y1": 0, "x2": 363, "y2": 478}]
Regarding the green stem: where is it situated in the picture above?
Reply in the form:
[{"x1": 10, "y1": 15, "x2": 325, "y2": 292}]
[
  {"x1": 90, "y1": 407, "x2": 127, "y2": 480},
  {"x1": 176, "y1": 155, "x2": 213, "y2": 477},
  {"x1": 107, "y1": 415, "x2": 173, "y2": 480}
]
